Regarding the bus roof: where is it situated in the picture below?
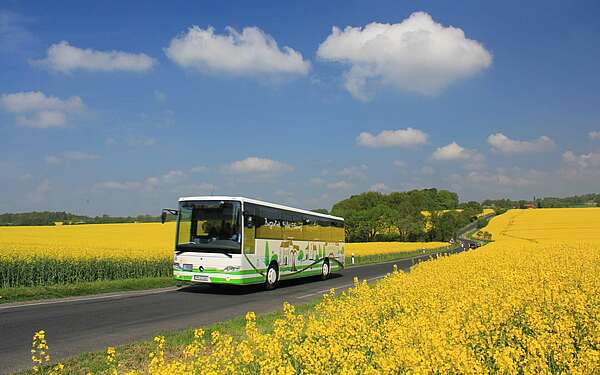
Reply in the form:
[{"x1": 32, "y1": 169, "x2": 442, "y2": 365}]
[{"x1": 178, "y1": 196, "x2": 344, "y2": 222}]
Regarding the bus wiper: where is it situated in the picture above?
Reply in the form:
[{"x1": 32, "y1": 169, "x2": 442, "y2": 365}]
[{"x1": 221, "y1": 252, "x2": 233, "y2": 258}]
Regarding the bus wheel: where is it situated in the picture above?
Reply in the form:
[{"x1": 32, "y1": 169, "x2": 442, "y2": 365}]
[
  {"x1": 265, "y1": 263, "x2": 279, "y2": 290},
  {"x1": 320, "y1": 259, "x2": 330, "y2": 280}
]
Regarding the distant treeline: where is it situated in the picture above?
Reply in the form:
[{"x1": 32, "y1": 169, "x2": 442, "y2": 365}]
[
  {"x1": 328, "y1": 189, "x2": 486, "y2": 243},
  {"x1": 0, "y1": 211, "x2": 171, "y2": 226},
  {"x1": 484, "y1": 193, "x2": 600, "y2": 209}
]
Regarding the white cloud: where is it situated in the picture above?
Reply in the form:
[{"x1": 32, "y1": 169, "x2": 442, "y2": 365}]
[
  {"x1": 129, "y1": 136, "x2": 157, "y2": 147},
  {"x1": 393, "y1": 160, "x2": 407, "y2": 168},
  {"x1": 63, "y1": 151, "x2": 100, "y2": 161},
  {"x1": 33, "y1": 41, "x2": 156, "y2": 73},
  {"x1": 357, "y1": 127, "x2": 428, "y2": 148},
  {"x1": 589, "y1": 131, "x2": 600, "y2": 141},
  {"x1": 170, "y1": 182, "x2": 216, "y2": 196},
  {"x1": 44, "y1": 155, "x2": 61, "y2": 165},
  {"x1": 226, "y1": 156, "x2": 293, "y2": 174},
  {"x1": 369, "y1": 182, "x2": 390, "y2": 192},
  {"x1": 46, "y1": 150, "x2": 100, "y2": 164},
  {"x1": 487, "y1": 133, "x2": 555, "y2": 154},
  {"x1": 17, "y1": 110, "x2": 67, "y2": 128},
  {"x1": 432, "y1": 142, "x2": 476, "y2": 161},
  {"x1": 145, "y1": 170, "x2": 186, "y2": 188},
  {"x1": 1, "y1": 91, "x2": 83, "y2": 112},
  {"x1": 562, "y1": 150, "x2": 600, "y2": 169},
  {"x1": 452, "y1": 170, "x2": 534, "y2": 188},
  {"x1": 327, "y1": 180, "x2": 353, "y2": 190},
  {"x1": 94, "y1": 169, "x2": 192, "y2": 193},
  {"x1": 317, "y1": 12, "x2": 492, "y2": 100},
  {"x1": 190, "y1": 165, "x2": 208, "y2": 173},
  {"x1": 94, "y1": 181, "x2": 142, "y2": 191},
  {"x1": 0, "y1": 91, "x2": 84, "y2": 128},
  {"x1": 338, "y1": 164, "x2": 368, "y2": 179},
  {"x1": 561, "y1": 150, "x2": 600, "y2": 180},
  {"x1": 165, "y1": 26, "x2": 310, "y2": 76},
  {"x1": 309, "y1": 177, "x2": 325, "y2": 186}
]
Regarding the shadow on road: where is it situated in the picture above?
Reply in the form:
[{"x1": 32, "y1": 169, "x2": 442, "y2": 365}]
[{"x1": 177, "y1": 273, "x2": 344, "y2": 296}]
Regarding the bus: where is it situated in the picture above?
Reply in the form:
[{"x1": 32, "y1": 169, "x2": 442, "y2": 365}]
[{"x1": 162, "y1": 196, "x2": 345, "y2": 289}]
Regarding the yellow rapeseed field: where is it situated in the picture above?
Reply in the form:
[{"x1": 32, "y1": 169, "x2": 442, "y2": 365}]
[
  {"x1": 484, "y1": 207, "x2": 600, "y2": 245},
  {"x1": 0, "y1": 222, "x2": 175, "y2": 260},
  {"x1": 0, "y1": 223, "x2": 176, "y2": 288},
  {"x1": 345, "y1": 241, "x2": 449, "y2": 256},
  {"x1": 34, "y1": 207, "x2": 600, "y2": 373}
]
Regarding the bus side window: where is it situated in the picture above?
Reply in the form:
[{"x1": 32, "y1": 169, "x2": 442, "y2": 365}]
[
  {"x1": 257, "y1": 207, "x2": 281, "y2": 239},
  {"x1": 334, "y1": 220, "x2": 344, "y2": 242},
  {"x1": 317, "y1": 219, "x2": 329, "y2": 242},
  {"x1": 243, "y1": 203, "x2": 257, "y2": 254}
]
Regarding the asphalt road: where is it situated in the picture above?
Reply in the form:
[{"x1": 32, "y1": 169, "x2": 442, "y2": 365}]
[{"x1": 0, "y1": 245, "x2": 467, "y2": 374}]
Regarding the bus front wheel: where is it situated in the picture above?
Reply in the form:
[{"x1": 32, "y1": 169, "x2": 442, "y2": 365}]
[
  {"x1": 320, "y1": 259, "x2": 330, "y2": 280},
  {"x1": 265, "y1": 263, "x2": 279, "y2": 290}
]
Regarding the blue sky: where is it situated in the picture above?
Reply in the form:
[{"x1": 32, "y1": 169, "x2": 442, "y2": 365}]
[{"x1": 1, "y1": 1, "x2": 600, "y2": 215}]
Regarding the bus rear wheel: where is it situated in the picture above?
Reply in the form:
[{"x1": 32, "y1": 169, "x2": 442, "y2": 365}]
[
  {"x1": 320, "y1": 259, "x2": 330, "y2": 280},
  {"x1": 265, "y1": 263, "x2": 279, "y2": 290}
]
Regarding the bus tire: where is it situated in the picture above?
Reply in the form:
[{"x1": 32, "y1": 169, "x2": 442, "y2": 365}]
[
  {"x1": 320, "y1": 258, "x2": 330, "y2": 280},
  {"x1": 265, "y1": 262, "x2": 279, "y2": 290}
]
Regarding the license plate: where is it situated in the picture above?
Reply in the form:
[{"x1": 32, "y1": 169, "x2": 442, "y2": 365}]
[{"x1": 193, "y1": 275, "x2": 209, "y2": 282}]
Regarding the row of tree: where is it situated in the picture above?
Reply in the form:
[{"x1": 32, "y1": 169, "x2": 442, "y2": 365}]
[
  {"x1": 0, "y1": 211, "x2": 168, "y2": 226},
  {"x1": 483, "y1": 193, "x2": 600, "y2": 209},
  {"x1": 323, "y1": 189, "x2": 486, "y2": 243}
]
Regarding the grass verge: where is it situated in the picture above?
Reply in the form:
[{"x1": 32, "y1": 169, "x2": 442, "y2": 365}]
[
  {"x1": 0, "y1": 277, "x2": 177, "y2": 304},
  {"x1": 18, "y1": 300, "x2": 320, "y2": 374}
]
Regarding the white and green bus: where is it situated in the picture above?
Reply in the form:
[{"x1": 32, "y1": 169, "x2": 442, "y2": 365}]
[{"x1": 162, "y1": 196, "x2": 345, "y2": 289}]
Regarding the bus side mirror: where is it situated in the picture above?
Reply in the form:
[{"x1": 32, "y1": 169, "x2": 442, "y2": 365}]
[{"x1": 160, "y1": 208, "x2": 178, "y2": 224}]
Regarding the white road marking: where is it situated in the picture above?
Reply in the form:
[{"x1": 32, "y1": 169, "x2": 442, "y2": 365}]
[
  {"x1": 0, "y1": 286, "x2": 179, "y2": 311},
  {"x1": 296, "y1": 275, "x2": 386, "y2": 299}
]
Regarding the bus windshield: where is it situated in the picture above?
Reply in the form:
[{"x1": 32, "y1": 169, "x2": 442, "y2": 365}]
[{"x1": 177, "y1": 200, "x2": 241, "y2": 254}]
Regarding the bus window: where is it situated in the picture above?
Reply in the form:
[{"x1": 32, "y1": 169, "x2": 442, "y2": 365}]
[
  {"x1": 177, "y1": 200, "x2": 242, "y2": 254},
  {"x1": 243, "y1": 203, "x2": 257, "y2": 254},
  {"x1": 256, "y1": 206, "x2": 282, "y2": 239},
  {"x1": 318, "y1": 219, "x2": 330, "y2": 242},
  {"x1": 302, "y1": 216, "x2": 318, "y2": 241},
  {"x1": 282, "y1": 212, "x2": 302, "y2": 240},
  {"x1": 333, "y1": 221, "x2": 345, "y2": 242}
]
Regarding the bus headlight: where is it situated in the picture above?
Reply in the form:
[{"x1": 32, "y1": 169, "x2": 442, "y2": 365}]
[{"x1": 223, "y1": 266, "x2": 240, "y2": 273}]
